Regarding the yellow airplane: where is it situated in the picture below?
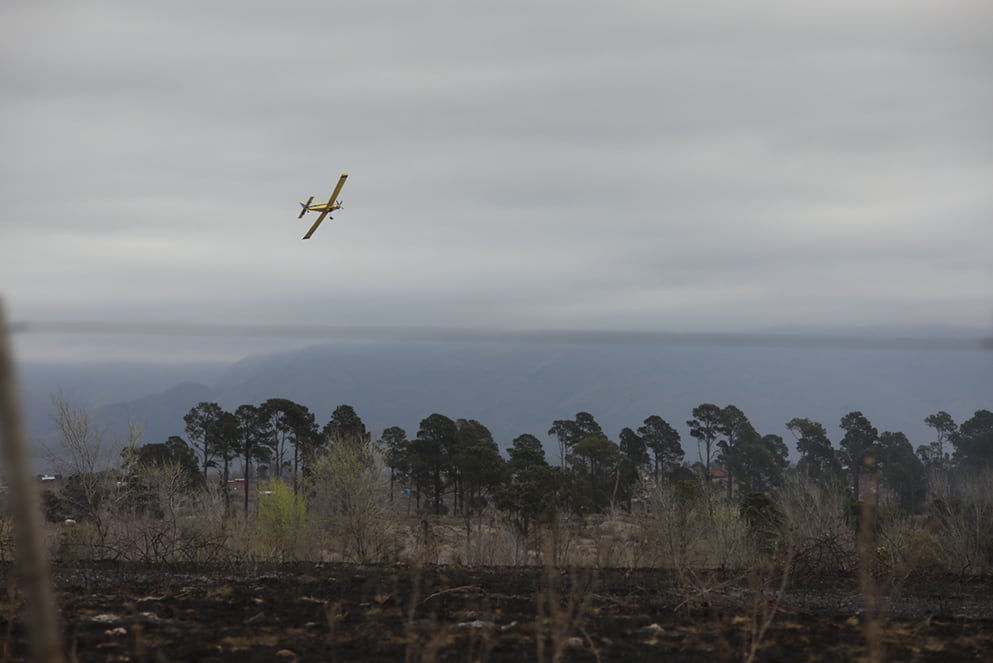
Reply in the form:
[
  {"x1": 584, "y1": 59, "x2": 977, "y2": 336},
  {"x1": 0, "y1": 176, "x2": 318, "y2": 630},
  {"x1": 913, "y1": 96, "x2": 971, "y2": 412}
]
[{"x1": 297, "y1": 173, "x2": 348, "y2": 239}]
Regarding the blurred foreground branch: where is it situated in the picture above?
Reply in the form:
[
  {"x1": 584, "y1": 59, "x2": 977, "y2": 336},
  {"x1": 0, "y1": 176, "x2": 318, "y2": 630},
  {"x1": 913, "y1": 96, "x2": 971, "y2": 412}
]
[{"x1": 0, "y1": 299, "x2": 64, "y2": 662}]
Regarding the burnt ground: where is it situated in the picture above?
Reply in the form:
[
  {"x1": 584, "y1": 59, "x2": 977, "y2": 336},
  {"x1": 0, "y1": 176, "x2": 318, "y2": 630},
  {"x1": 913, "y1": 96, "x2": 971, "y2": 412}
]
[{"x1": 3, "y1": 562, "x2": 993, "y2": 662}]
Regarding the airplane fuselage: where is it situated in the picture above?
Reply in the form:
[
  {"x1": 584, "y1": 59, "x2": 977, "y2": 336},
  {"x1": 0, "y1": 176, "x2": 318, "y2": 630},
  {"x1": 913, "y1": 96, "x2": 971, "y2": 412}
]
[{"x1": 303, "y1": 202, "x2": 341, "y2": 213}]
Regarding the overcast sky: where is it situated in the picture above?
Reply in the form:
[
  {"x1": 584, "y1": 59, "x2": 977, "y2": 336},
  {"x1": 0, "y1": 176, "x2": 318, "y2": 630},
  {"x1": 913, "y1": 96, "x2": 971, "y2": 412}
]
[{"x1": 3, "y1": 1, "x2": 991, "y2": 362}]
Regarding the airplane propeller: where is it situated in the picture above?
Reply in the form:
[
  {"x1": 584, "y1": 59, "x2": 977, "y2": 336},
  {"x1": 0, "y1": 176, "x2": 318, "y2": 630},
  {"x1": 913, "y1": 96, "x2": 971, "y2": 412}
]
[{"x1": 298, "y1": 196, "x2": 314, "y2": 219}]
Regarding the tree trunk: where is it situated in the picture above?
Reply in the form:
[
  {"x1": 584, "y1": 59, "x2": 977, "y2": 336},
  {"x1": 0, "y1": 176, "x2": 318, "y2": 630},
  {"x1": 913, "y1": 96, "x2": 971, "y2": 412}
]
[{"x1": 243, "y1": 453, "x2": 251, "y2": 517}]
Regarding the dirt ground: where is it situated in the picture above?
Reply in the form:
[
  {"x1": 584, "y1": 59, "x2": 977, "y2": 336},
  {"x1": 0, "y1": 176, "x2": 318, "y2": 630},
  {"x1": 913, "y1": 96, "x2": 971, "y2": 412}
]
[{"x1": 3, "y1": 562, "x2": 993, "y2": 662}]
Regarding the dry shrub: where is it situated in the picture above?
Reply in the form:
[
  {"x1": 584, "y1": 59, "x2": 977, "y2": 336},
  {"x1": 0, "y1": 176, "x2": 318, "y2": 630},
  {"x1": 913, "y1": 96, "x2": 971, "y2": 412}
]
[
  {"x1": 51, "y1": 521, "x2": 105, "y2": 561},
  {"x1": 543, "y1": 513, "x2": 584, "y2": 567},
  {"x1": 858, "y1": 506, "x2": 950, "y2": 585},
  {"x1": 780, "y1": 477, "x2": 856, "y2": 577},
  {"x1": 926, "y1": 470, "x2": 993, "y2": 574},
  {"x1": 494, "y1": 514, "x2": 535, "y2": 566},
  {"x1": 119, "y1": 464, "x2": 239, "y2": 563},
  {"x1": 706, "y1": 495, "x2": 753, "y2": 571},
  {"x1": 0, "y1": 491, "x2": 12, "y2": 562},
  {"x1": 632, "y1": 478, "x2": 704, "y2": 568},
  {"x1": 637, "y1": 476, "x2": 753, "y2": 571},
  {"x1": 535, "y1": 565, "x2": 598, "y2": 663},
  {"x1": 54, "y1": 478, "x2": 243, "y2": 563},
  {"x1": 462, "y1": 518, "x2": 521, "y2": 565},
  {"x1": 590, "y1": 514, "x2": 642, "y2": 568}
]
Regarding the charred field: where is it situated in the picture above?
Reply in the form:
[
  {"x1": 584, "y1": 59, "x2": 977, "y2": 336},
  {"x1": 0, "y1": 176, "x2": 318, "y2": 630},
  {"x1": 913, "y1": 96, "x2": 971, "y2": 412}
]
[{"x1": 3, "y1": 562, "x2": 993, "y2": 662}]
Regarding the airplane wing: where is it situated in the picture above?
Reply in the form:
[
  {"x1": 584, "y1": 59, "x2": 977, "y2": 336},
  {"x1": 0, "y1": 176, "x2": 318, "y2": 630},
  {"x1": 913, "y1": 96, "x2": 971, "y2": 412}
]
[
  {"x1": 323, "y1": 173, "x2": 348, "y2": 210},
  {"x1": 302, "y1": 210, "x2": 331, "y2": 240}
]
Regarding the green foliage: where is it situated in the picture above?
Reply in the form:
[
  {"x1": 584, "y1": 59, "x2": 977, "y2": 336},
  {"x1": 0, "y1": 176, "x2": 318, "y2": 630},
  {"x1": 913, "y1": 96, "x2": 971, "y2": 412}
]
[
  {"x1": 918, "y1": 411, "x2": 957, "y2": 470},
  {"x1": 687, "y1": 403, "x2": 723, "y2": 480},
  {"x1": 507, "y1": 433, "x2": 547, "y2": 476},
  {"x1": 379, "y1": 425, "x2": 410, "y2": 501},
  {"x1": 234, "y1": 403, "x2": 276, "y2": 516},
  {"x1": 183, "y1": 402, "x2": 240, "y2": 506},
  {"x1": 787, "y1": 417, "x2": 841, "y2": 485},
  {"x1": 500, "y1": 434, "x2": 559, "y2": 539},
  {"x1": 499, "y1": 464, "x2": 571, "y2": 538},
  {"x1": 637, "y1": 415, "x2": 684, "y2": 481},
  {"x1": 411, "y1": 413, "x2": 458, "y2": 515},
  {"x1": 568, "y1": 432, "x2": 621, "y2": 512},
  {"x1": 839, "y1": 411, "x2": 879, "y2": 501},
  {"x1": 716, "y1": 405, "x2": 760, "y2": 497},
  {"x1": 183, "y1": 402, "x2": 226, "y2": 477},
  {"x1": 253, "y1": 478, "x2": 308, "y2": 562},
  {"x1": 548, "y1": 412, "x2": 603, "y2": 467},
  {"x1": 728, "y1": 433, "x2": 789, "y2": 495},
  {"x1": 322, "y1": 404, "x2": 370, "y2": 450},
  {"x1": 122, "y1": 436, "x2": 202, "y2": 489},
  {"x1": 952, "y1": 409, "x2": 993, "y2": 472},
  {"x1": 261, "y1": 398, "x2": 320, "y2": 489},
  {"x1": 548, "y1": 413, "x2": 622, "y2": 512},
  {"x1": 617, "y1": 427, "x2": 649, "y2": 509},
  {"x1": 876, "y1": 431, "x2": 926, "y2": 513},
  {"x1": 455, "y1": 419, "x2": 508, "y2": 516}
]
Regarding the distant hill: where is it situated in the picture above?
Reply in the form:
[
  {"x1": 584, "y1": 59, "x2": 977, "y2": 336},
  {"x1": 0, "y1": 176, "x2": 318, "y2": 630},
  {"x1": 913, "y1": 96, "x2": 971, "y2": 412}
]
[
  {"x1": 17, "y1": 360, "x2": 226, "y2": 466},
  {"x1": 18, "y1": 337, "x2": 992, "y2": 469}
]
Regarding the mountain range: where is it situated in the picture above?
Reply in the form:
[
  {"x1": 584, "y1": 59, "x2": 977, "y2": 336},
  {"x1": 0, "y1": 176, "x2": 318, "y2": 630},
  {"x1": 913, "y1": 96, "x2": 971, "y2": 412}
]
[{"x1": 16, "y1": 334, "x2": 992, "y2": 470}]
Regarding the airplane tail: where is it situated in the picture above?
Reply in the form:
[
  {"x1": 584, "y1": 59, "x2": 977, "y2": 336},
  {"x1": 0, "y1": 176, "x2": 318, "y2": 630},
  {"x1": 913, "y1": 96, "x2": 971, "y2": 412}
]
[{"x1": 298, "y1": 195, "x2": 314, "y2": 219}]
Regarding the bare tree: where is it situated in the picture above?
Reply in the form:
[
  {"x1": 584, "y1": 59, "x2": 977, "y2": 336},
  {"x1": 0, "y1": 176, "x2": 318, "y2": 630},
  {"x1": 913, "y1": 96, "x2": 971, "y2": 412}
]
[
  {"x1": 309, "y1": 438, "x2": 394, "y2": 563},
  {"x1": 47, "y1": 395, "x2": 138, "y2": 547}
]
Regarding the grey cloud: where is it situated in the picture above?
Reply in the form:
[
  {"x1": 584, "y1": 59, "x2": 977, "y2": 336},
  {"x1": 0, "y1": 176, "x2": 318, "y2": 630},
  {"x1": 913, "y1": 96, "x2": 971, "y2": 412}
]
[{"x1": 2, "y1": 1, "x2": 991, "y2": 361}]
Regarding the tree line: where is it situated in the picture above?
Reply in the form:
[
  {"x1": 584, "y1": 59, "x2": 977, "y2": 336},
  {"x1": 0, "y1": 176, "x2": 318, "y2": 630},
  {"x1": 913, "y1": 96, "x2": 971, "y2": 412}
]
[
  {"x1": 29, "y1": 395, "x2": 993, "y2": 568},
  {"x1": 127, "y1": 399, "x2": 993, "y2": 525}
]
